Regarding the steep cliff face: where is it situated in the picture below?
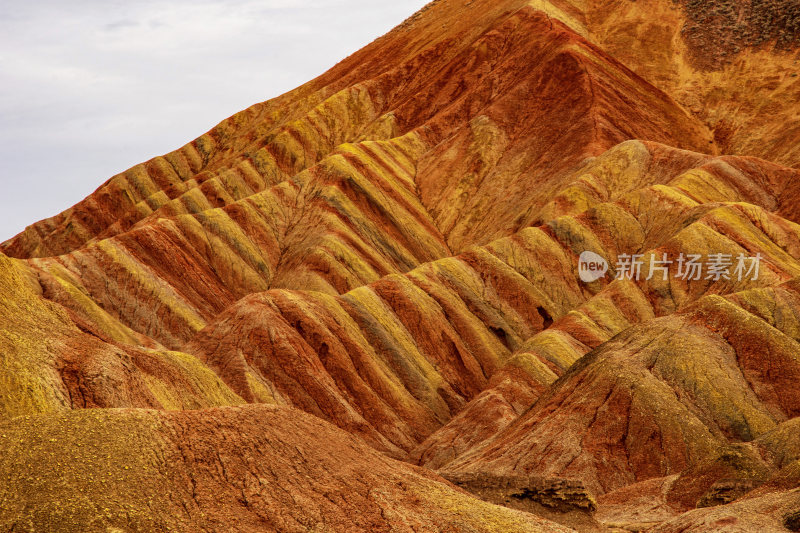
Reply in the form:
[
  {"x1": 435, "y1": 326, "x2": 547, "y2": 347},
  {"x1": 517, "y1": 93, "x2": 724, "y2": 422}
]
[{"x1": 1, "y1": 0, "x2": 799, "y2": 531}]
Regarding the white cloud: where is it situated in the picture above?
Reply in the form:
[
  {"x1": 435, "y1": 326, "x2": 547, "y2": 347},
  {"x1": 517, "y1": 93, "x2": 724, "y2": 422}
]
[{"x1": 0, "y1": 0, "x2": 429, "y2": 242}]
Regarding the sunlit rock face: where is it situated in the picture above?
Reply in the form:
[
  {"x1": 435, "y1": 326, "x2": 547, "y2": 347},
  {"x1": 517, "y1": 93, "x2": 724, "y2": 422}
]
[{"x1": 1, "y1": 0, "x2": 799, "y2": 531}]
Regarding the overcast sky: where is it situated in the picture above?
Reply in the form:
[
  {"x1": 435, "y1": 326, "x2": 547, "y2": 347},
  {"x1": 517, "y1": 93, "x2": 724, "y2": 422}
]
[{"x1": 0, "y1": 0, "x2": 429, "y2": 243}]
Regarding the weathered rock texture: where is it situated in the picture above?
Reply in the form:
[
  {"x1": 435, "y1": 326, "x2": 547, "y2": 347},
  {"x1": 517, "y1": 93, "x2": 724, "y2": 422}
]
[
  {"x1": 442, "y1": 473, "x2": 604, "y2": 532},
  {"x1": 1, "y1": 0, "x2": 799, "y2": 530},
  {"x1": 0, "y1": 405, "x2": 574, "y2": 532}
]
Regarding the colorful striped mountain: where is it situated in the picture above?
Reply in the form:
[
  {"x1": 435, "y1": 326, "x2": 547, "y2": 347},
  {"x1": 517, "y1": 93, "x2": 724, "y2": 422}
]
[{"x1": 2, "y1": 0, "x2": 799, "y2": 531}]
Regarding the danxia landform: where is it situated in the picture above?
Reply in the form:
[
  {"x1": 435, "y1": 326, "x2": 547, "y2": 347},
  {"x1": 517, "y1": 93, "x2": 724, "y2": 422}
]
[{"x1": 2, "y1": 0, "x2": 799, "y2": 531}]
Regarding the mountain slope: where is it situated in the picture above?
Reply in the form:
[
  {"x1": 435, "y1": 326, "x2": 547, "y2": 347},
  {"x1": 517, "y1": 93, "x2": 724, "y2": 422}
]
[
  {"x1": 0, "y1": 251, "x2": 243, "y2": 419},
  {"x1": 3, "y1": 2, "x2": 717, "y2": 356},
  {"x1": 438, "y1": 282, "x2": 800, "y2": 499},
  {"x1": 579, "y1": 0, "x2": 800, "y2": 168},
  {"x1": 0, "y1": 405, "x2": 574, "y2": 533},
  {"x1": 1, "y1": 0, "x2": 799, "y2": 531}
]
